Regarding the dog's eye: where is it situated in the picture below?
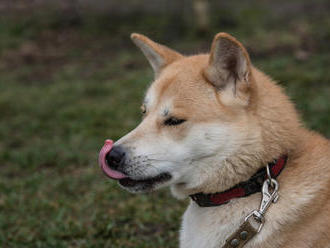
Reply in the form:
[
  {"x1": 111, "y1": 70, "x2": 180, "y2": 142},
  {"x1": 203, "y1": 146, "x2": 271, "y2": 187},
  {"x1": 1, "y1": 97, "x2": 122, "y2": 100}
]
[
  {"x1": 164, "y1": 117, "x2": 186, "y2": 126},
  {"x1": 141, "y1": 105, "x2": 147, "y2": 115}
]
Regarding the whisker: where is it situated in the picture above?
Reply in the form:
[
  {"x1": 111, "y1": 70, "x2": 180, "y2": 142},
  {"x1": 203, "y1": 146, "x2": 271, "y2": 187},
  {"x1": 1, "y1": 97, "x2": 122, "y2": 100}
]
[{"x1": 147, "y1": 158, "x2": 182, "y2": 163}]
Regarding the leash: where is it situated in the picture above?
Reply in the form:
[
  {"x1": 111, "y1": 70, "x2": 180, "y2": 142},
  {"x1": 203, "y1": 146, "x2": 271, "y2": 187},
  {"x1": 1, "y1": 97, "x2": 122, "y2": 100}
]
[
  {"x1": 190, "y1": 156, "x2": 287, "y2": 248},
  {"x1": 222, "y1": 176, "x2": 279, "y2": 247}
]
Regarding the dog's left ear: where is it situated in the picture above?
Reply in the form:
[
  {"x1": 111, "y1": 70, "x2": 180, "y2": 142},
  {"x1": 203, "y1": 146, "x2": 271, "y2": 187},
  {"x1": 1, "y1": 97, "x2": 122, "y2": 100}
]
[
  {"x1": 204, "y1": 33, "x2": 252, "y2": 106},
  {"x1": 131, "y1": 33, "x2": 183, "y2": 77}
]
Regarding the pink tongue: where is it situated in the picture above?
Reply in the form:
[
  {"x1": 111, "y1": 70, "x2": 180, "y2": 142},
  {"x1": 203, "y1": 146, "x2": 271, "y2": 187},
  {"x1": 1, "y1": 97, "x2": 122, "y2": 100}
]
[{"x1": 98, "y1": 139, "x2": 128, "y2": 180}]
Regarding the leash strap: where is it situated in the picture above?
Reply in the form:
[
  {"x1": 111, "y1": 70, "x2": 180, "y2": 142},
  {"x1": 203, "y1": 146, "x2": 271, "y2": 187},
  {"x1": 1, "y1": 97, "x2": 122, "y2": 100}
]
[{"x1": 222, "y1": 221, "x2": 258, "y2": 248}]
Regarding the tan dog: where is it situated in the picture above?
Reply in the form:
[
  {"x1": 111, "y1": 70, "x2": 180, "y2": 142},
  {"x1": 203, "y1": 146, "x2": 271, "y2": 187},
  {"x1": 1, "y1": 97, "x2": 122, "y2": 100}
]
[{"x1": 101, "y1": 33, "x2": 330, "y2": 248}]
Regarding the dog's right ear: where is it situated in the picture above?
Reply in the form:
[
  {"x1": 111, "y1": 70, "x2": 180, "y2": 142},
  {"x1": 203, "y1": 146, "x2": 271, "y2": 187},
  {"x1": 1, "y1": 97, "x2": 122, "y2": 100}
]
[{"x1": 131, "y1": 33, "x2": 183, "y2": 77}]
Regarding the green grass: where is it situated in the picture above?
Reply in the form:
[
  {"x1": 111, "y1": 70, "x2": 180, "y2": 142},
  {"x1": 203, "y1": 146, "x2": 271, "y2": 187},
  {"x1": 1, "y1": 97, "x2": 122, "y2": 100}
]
[
  {"x1": 0, "y1": 59, "x2": 186, "y2": 247},
  {"x1": 0, "y1": 4, "x2": 330, "y2": 247}
]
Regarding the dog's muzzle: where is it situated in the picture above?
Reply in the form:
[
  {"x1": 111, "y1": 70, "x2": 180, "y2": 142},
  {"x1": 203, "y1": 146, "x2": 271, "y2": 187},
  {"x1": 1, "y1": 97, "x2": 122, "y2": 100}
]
[{"x1": 98, "y1": 139, "x2": 172, "y2": 192}]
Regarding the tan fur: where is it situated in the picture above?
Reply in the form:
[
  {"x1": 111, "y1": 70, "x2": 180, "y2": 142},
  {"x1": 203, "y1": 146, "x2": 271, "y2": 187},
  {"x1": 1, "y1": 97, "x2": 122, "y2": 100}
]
[
  {"x1": 131, "y1": 33, "x2": 182, "y2": 76},
  {"x1": 122, "y1": 33, "x2": 330, "y2": 248}
]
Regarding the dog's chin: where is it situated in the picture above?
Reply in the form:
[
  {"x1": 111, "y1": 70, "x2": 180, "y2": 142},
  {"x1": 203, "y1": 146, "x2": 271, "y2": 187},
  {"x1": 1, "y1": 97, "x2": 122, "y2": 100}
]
[{"x1": 118, "y1": 172, "x2": 172, "y2": 193}]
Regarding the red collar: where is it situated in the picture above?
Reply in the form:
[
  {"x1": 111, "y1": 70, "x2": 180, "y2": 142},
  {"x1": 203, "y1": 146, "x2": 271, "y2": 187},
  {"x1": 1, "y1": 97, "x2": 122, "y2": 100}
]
[{"x1": 190, "y1": 155, "x2": 288, "y2": 207}]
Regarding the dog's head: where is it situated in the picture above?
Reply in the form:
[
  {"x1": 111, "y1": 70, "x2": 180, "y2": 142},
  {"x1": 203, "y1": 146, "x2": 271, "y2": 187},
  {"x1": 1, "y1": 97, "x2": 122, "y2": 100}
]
[{"x1": 103, "y1": 33, "x2": 261, "y2": 196}]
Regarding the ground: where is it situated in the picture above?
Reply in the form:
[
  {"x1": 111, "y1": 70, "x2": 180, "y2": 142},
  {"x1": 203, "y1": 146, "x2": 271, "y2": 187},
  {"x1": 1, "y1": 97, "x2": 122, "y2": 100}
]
[{"x1": 0, "y1": 3, "x2": 330, "y2": 247}]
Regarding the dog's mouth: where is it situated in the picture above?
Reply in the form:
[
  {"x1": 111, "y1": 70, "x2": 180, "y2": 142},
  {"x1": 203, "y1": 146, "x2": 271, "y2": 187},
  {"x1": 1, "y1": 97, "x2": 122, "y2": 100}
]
[
  {"x1": 98, "y1": 140, "x2": 172, "y2": 190},
  {"x1": 118, "y1": 173, "x2": 172, "y2": 189}
]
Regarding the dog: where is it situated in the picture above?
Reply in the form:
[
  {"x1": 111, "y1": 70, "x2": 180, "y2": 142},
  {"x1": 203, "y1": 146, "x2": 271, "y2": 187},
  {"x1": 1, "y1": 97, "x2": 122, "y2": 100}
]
[{"x1": 98, "y1": 33, "x2": 330, "y2": 248}]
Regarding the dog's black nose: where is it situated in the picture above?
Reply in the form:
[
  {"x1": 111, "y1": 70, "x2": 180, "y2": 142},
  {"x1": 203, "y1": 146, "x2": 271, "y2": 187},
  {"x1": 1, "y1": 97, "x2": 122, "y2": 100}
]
[{"x1": 106, "y1": 145, "x2": 126, "y2": 170}]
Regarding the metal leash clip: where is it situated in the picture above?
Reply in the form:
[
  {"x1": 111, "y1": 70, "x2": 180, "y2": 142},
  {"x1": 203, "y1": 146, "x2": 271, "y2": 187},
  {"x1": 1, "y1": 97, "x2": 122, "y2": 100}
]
[{"x1": 244, "y1": 165, "x2": 279, "y2": 233}]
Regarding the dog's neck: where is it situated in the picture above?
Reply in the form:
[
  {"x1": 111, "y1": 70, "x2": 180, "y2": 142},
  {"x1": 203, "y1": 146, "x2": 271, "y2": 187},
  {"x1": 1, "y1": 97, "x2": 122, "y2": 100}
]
[{"x1": 171, "y1": 67, "x2": 303, "y2": 199}]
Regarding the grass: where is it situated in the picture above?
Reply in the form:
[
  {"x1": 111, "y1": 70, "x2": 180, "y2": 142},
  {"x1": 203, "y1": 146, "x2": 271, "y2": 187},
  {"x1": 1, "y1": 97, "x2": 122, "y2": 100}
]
[{"x1": 0, "y1": 3, "x2": 330, "y2": 247}]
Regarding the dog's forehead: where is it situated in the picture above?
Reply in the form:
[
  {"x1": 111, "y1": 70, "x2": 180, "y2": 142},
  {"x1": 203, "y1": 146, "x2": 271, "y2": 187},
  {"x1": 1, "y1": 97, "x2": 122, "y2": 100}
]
[{"x1": 145, "y1": 55, "x2": 213, "y2": 111}]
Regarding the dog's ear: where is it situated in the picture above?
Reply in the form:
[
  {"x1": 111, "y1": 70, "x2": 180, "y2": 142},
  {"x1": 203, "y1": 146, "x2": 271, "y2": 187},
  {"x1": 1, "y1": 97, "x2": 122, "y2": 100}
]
[
  {"x1": 131, "y1": 33, "x2": 183, "y2": 77},
  {"x1": 204, "y1": 33, "x2": 252, "y2": 106}
]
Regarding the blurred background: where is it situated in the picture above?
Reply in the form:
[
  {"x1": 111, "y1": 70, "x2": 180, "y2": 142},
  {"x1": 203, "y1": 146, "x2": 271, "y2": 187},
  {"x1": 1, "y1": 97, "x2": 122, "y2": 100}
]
[{"x1": 0, "y1": 0, "x2": 329, "y2": 247}]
